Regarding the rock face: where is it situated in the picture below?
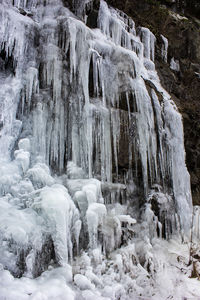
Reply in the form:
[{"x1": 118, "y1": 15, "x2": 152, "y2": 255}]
[
  {"x1": 1, "y1": 1, "x2": 200, "y2": 299},
  {"x1": 106, "y1": 0, "x2": 200, "y2": 205}
]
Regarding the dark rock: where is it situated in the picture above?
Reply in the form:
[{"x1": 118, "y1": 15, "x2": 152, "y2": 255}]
[
  {"x1": 10, "y1": 237, "x2": 56, "y2": 278},
  {"x1": 86, "y1": 1, "x2": 100, "y2": 29},
  {"x1": 62, "y1": 0, "x2": 100, "y2": 22},
  {"x1": 33, "y1": 237, "x2": 56, "y2": 277},
  {"x1": 18, "y1": 8, "x2": 26, "y2": 16},
  {"x1": 0, "y1": 49, "x2": 16, "y2": 76},
  {"x1": 18, "y1": 8, "x2": 33, "y2": 17}
]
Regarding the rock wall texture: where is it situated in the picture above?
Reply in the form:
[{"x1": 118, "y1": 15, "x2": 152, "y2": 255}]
[{"x1": 105, "y1": 0, "x2": 200, "y2": 205}]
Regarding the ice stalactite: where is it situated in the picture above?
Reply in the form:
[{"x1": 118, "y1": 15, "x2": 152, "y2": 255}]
[{"x1": 160, "y1": 34, "x2": 168, "y2": 63}]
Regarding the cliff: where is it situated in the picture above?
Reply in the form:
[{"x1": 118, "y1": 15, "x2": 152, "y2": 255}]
[
  {"x1": 104, "y1": 0, "x2": 200, "y2": 204},
  {"x1": 0, "y1": 1, "x2": 200, "y2": 299}
]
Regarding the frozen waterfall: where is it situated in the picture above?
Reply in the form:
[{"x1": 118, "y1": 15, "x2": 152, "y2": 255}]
[{"x1": 0, "y1": 0, "x2": 199, "y2": 299}]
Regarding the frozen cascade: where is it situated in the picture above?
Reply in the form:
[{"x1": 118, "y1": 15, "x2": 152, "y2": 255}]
[{"x1": 0, "y1": 0, "x2": 199, "y2": 299}]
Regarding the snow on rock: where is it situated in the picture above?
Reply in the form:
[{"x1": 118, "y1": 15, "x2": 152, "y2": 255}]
[
  {"x1": 67, "y1": 161, "x2": 86, "y2": 180},
  {"x1": 10, "y1": 179, "x2": 34, "y2": 198},
  {"x1": 82, "y1": 290, "x2": 110, "y2": 300},
  {"x1": 14, "y1": 149, "x2": 30, "y2": 174},
  {"x1": 18, "y1": 138, "x2": 31, "y2": 152},
  {"x1": 0, "y1": 266, "x2": 75, "y2": 300},
  {"x1": 116, "y1": 215, "x2": 136, "y2": 225},
  {"x1": 0, "y1": 161, "x2": 22, "y2": 196},
  {"x1": 170, "y1": 57, "x2": 180, "y2": 71},
  {"x1": 74, "y1": 273, "x2": 95, "y2": 290},
  {"x1": 27, "y1": 163, "x2": 55, "y2": 188},
  {"x1": 0, "y1": 196, "x2": 43, "y2": 277},
  {"x1": 67, "y1": 177, "x2": 103, "y2": 206}
]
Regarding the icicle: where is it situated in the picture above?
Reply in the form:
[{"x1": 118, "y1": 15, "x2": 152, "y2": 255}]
[
  {"x1": 111, "y1": 109, "x2": 120, "y2": 179},
  {"x1": 192, "y1": 206, "x2": 200, "y2": 240},
  {"x1": 139, "y1": 27, "x2": 156, "y2": 61},
  {"x1": 25, "y1": 67, "x2": 39, "y2": 110},
  {"x1": 160, "y1": 34, "x2": 168, "y2": 63},
  {"x1": 40, "y1": 184, "x2": 80, "y2": 266},
  {"x1": 86, "y1": 203, "x2": 107, "y2": 249}
]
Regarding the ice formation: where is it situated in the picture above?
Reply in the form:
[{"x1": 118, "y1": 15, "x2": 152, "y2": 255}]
[
  {"x1": 160, "y1": 34, "x2": 168, "y2": 63},
  {"x1": 170, "y1": 57, "x2": 180, "y2": 72},
  {"x1": 0, "y1": 0, "x2": 199, "y2": 299}
]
